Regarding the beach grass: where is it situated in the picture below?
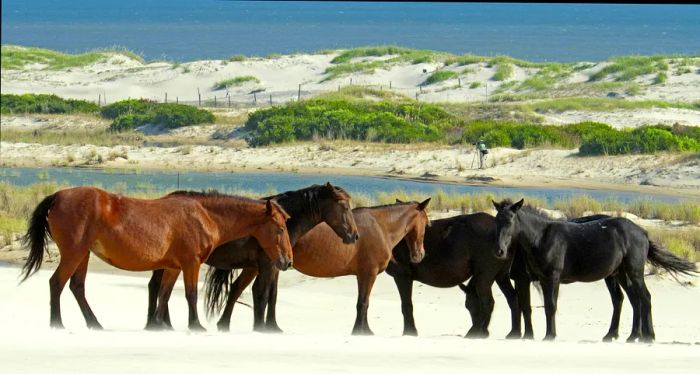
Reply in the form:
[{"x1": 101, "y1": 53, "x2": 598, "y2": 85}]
[
  {"x1": 212, "y1": 76, "x2": 260, "y2": 90},
  {"x1": 1, "y1": 44, "x2": 143, "y2": 70},
  {"x1": 588, "y1": 55, "x2": 671, "y2": 82},
  {"x1": 422, "y1": 70, "x2": 458, "y2": 85}
]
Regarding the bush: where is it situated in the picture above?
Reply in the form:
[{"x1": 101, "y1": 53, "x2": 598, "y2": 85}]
[
  {"x1": 491, "y1": 63, "x2": 514, "y2": 81},
  {"x1": 103, "y1": 99, "x2": 215, "y2": 132},
  {"x1": 1, "y1": 94, "x2": 99, "y2": 114}
]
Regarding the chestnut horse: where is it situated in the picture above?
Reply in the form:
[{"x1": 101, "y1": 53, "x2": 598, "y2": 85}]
[
  {"x1": 20, "y1": 186, "x2": 292, "y2": 331},
  {"x1": 206, "y1": 199, "x2": 431, "y2": 335},
  {"x1": 146, "y1": 183, "x2": 359, "y2": 330}
]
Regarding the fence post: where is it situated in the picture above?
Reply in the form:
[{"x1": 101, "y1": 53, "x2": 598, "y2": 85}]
[
  {"x1": 98, "y1": 94, "x2": 101, "y2": 106},
  {"x1": 165, "y1": 92, "x2": 168, "y2": 103},
  {"x1": 269, "y1": 94, "x2": 273, "y2": 105},
  {"x1": 298, "y1": 84, "x2": 301, "y2": 101},
  {"x1": 214, "y1": 96, "x2": 217, "y2": 107},
  {"x1": 228, "y1": 95, "x2": 231, "y2": 108},
  {"x1": 458, "y1": 78, "x2": 461, "y2": 87},
  {"x1": 197, "y1": 88, "x2": 201, "y2": 106},
  {"x1": 104, "y1": 93, "x2": 107, "y2": 104},
  {"x1": 253, "y1": 92, "x2": 257, "y2": 104},
  {"x1": 415, "y1": 92, "x2": 419, "y2": 100},
  {"x1": 176, "y1": 96, "x2": 179, "y2": 104}
]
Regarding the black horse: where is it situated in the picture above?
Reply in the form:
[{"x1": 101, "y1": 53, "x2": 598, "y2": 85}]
[
  {"x1": 386, "y1": 212, "x2": 522, "y2": 338},
  {"x1": 145, "y1": 183, "x2": 359, "y2": 330},
  {"x1": 493, "y1": 198, "x2": 697, "y2": 342}
]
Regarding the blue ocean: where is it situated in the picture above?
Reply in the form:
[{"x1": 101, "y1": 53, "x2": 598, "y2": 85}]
[{"x1": 1, "y1": 1, "x2": 699, "y2": 62}]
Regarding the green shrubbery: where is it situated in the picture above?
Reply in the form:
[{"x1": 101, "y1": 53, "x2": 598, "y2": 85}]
[
  {"x1": 422, "y1": 70, "x2": 458, "y2": 85},
  {"x1": 1, "y1": 45, "x2": 143, "y2": 70},
  {"x1": 579, "y1": 124, "x2": 700, "y2": 155},
  {"x1": 0, "y1": 94, "x2": 99, "y2": 114},
  {"x1": 245, "y1": 97, "x2": 447, "y2": 146},
  {"x1": 212, "y1": 75, "x2": 260, "y2": 90},
  {"x1": 101, "y1": 99, "x2": 215, "y2": 132}
]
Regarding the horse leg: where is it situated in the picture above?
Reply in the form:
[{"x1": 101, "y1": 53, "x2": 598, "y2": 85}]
[
  {"x1": 264, "y1": 270, "x2": 283, "y2": 333},
  {"x1": 68, "y1": 252, "x2": 102, "y2": 329},
  {"x1": 629, "y1": 272, "x2": 655, "y2": 343},
  {"x1": 251, "y1": 262, "x2": 276, "y2": 332},
  {"x1": 217, "y1": 268, "x2": 257, "y2": 332},
  {"x1": 496, "y1": 275, "x2": 521, "y2": 339},
  {"x1": 352, "y1": 273, "x2": 377, "y2": 336},
  {"x1": 602, "y1": 276, "x2": 624, "y2": 342},
  {"x1": 182, "y1": 261, "x2": 205, "y2": 331},
  {"x1": 145, "y1": 269, "x2": 164, "y2": 329},
  {"x1": 474, "y1": 277, "x2": 495, "y2": 338},
  {"x1": 541, "y1": 276, "x2": 560, "y2": 341},
  {"x1": 49, "y1": 249, "x2": 87, "y2": 329},
  {"x1": 392, "y1": 275, "x2": 418, "y2": 336},
  {"x1": 464, "y1": 280, "x2": 483, "y2": 338},
  {"x1": 149, "y1": 269, "x2": 179, "y2": 331},
  {"x1": 514, "y1": 277, "x2": 533, "y2": 339},
  {"x1": 618, "y1": 272, "x2": 641, "y2": 342}
]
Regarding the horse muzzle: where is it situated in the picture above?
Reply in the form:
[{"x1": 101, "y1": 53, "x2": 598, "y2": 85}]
[
  {"x1": 410, "y1": 247, "x2": 425, "y2": 264},
  {"x1": 275, "y1": 257, "x2": 293, "y2": 271},
  {"x1": 342, "y1": 231, "x2": 360, "y2": 244},
  {"x1": 495, "y1": 247, "x2": 507, "y2": 259}
]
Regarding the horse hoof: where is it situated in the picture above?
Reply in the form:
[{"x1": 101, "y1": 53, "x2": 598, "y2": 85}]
[
  {"x1": 189, "y1": 324, "x2": 206, "y2": 332},
  {"x1": 88, "y1": 323, "x2": 104, "y2": 331},
  {"x1": 522, "y1": 332, "x2": 534, "y2": 340},
  {"x1": 543, "y1": 335, "x2": 556, "y2": 342},
  {"x1": 217, "y1": 323, "x2": 230, "y2": 332},
  {"x1": 264, "y1": 325, "x2": 284, "y2": 334},
  {"x1": 506, "y1": 331, "x2": 521, "y2": 339},
  {"x1": 626, "y1": 335, "x2": 639, "y2": 343},
  {"x1": 403, "y1": 329, "x2": 418, "y2": 337},
  {"x1": 50, "y1": 321, "x2": 65, "y2": 330},
  {"x1": 602, "y1": 334, "x2": 617, "y2": 342}
]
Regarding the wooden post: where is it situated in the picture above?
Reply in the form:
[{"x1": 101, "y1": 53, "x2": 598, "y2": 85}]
[
  {"x1": 176, "y1": 96, "x2": 179, "y2": 104},
  {"x1": 253, "y1": 92, "x2": 257, "y2": 104},
  {"x1": 228, "y1": 95, "x2": 231, "y2": 108},
  {"x1": 389, "y1": 81, "x2": 392, "y2": 89},
  {"x1": 415, "y1": 92, "x2": 419, "y2": 100},
  {"x1": 350, "y1": 78, "x2": 353, "y2": 85},
  {"x1": 104, "y1": 93, "x2": 107, "y2": 104},
  {"x1": 198, "y1": 88, "x2": 201, "y2": 106},
  {"x1": 214, "y1": 96, "x2": 217, "y2": 107},
  {"x1": 165, "y1": 92, "x2": 168, "y2": 103},
  {"x1": 269, "y1": 94, "x2": 273, "y2": 105},
  {"x1": 420, "y1": 84, "x2": 423, "y2": 93},
  {"x1": 298, "y1": 84, "x2": 301, "y2": 101},
  {"x1": 98, "y1": 94, "x2": 101, "y2": 105},
  {"x1": 458, "y1": 78, "x2": 461, "y2": 87}
]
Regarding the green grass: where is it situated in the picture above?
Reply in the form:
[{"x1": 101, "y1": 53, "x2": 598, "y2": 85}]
[
  {"x1": 525, "y1": 98, "x2": 700, "y2": 113},
  {"x1": 322, "y1": 61, "x2": 384, "y2": 82},
  {"x1": 1, "y1": 44, "x2": 143, "y2": 70},
  {"x1": 653, "y1": 72, "x2": 668, "y2": 85},
  {"x1": 588, "y1": 55, "x2": 670, "y2": 82},
  {"x1": 469, "y1": 82, "x2": 481, "y2": 89},
  {"x1": 213, "y1": 75, "x2": 260, "y2": 90},
  {"x1": 422, "y1": 70, "x2": 458, "y2": 85},
  {"x1": 491, "y1": 62, "x2": 514, "y2": 81},
  {"x1": 228, "y1": 54, "x2": 247, "y2": 62},
  {"x1": 1, "y1": 128, "x2": 146, "y2": 147}
]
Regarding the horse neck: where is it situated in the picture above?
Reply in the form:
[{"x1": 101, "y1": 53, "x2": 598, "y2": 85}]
[
  {"x1": 515, "y1": 209, "x2": 551, "y2": 250},
  {"x1": 370, "y1": 205, "x2": 417, "y2": 250},
  {"x1": 275, "y1": 192, "x2": 321, "y2": 245},
  {"x1": 196, "y1": 197, "x2": 267, "y2": 245}
]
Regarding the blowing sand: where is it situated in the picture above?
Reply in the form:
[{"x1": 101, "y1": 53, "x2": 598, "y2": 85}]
[{"x1": 1, "y1": 265, "x2": 698, "y2": 374}]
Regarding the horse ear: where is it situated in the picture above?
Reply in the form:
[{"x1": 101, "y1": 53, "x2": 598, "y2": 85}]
[
  {"x1": 492, "y1": 200, "x2": 501, "y2": 211},
  {"x1": 266, "y1": 199, "x2": 274, "y2": 215},
  {"x1": 458, "y1": 283, "x2": 469, "y2": 294},
  {"x1": 395, "y1": 198, "x2": 404, "y2": 203},
  {"x1": 511, "y1": 198, "x2": 524, "y2": 212},
  {"x1": 325, "y1": 182, "x2": 333, "y2": 189},
  {"x1": 417, "y1": 198, "x2": 431, "y2": 210}
]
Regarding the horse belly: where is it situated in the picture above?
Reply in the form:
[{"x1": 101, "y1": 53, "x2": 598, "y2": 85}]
[{"x1": 91, "y1": 238, "x2": 174, "y2": 271}]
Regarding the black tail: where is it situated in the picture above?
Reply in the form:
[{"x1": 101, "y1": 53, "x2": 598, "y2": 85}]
[
  {"x1": 20, "y1": 193, "x2": 57, "y2": 282},
  {"x1": 203, "y1": 267, "x2": 235, "y2": 318},
  {"x1": 647, "y1": 240, "x2": 698, "y2": 282}
]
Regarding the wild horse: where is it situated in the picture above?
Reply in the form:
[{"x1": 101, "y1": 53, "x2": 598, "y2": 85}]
[
  {"x1": 386, "y1": 211, "x2": 521, "y2": 338},
  {"x1": 206, "y1": 199, "x2": 431, "y2": 335},
  {"x1": 146, "y1": 183, "x2": 359, "y2": 330},
  {"x1": 21, "y1": 186, "x2": 293, "y2": 331},
  {"x1": 493, "y1": 199, "x2": 697, "y2": 342}
]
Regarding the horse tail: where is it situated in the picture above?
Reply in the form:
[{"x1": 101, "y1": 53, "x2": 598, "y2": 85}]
[
  {"x1": 647, "y1": 240, "x2": 698, "y2": 282},
  {"x1": 20, "y1": 193, "x2": 57, "y2": 282},
  {"x1": 203, "y1": 266, "x2": 234, "y2": 318}
]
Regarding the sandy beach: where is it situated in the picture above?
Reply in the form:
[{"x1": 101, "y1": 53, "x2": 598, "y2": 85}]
[{"x1": 1, "y1": 263, "x2": 698, "y2": 374}]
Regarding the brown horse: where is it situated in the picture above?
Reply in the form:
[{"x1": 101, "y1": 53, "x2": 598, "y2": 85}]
[
  {"x1": 147, "y1": 183, "x2": 359, "y2": 330},
  {"x1": 206, "y1": 199, "x2": 431, "y2": 335},
  {"x1": 21, "y1": 186, "x2": 293, "y2": 331}
]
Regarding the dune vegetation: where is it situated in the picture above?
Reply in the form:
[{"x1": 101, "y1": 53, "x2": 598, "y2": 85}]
[{"x1": 1, "y1": 45, "x2": 143, "y2": 70}]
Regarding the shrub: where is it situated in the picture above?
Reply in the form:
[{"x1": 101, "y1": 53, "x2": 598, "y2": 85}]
[
  {"x1": 103, "y1": 99, "x2": 215, "y2": 132},
  {"x1": 469, "y1": 82, "x2": 481, "y2": 89},
  {"x1": 491, "y1": 63, "x2": 513, "y2": 81},
  {"x1": 1, "y1": 94, "x2": 99, "y2": 114},
  {"x1": 653, "y1": 72, "x2": 668, "y2": 85}
]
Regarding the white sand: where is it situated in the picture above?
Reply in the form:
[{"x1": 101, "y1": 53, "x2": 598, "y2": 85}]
[{"x1": 1, "y1": 265, "x2": 698, "y2": 374}]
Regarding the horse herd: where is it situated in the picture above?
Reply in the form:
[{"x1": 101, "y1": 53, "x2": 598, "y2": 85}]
[{"x1": 20, "y1": 183, "x2": 697, "y2": 342}]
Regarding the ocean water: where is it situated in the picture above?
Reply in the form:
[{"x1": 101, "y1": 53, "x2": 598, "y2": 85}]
[{"x1": 1, "y1": 1, "x2": 699, "y2": 62}]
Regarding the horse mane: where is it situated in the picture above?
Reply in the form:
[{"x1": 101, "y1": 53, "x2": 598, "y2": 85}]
[
  {"x1": 498, "y1": 198, "x2": 559, "y2": 221},
  {"x1": 168, "y1": 189, "x2": 290, "y2": 217},
  {"x1": 354, "y1": 201, "x2": 415, "y2": 211}
]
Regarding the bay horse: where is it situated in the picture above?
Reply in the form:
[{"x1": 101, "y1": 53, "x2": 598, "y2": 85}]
[
  {"x1": 386, "y1": 212, "x2": 521, "y2": 339},
  {"x1": 493, "y1": 198, "x2": 697, "y2": 342},
  {"x1": 206, "y1": 199, "x2": 431, "y2": 335},
  {"x1": 145, "y1": 183, "x2": 359, "y2": 330},
  {"x1": 20, "y1": 186, "x2": 293, "y2": 331}
]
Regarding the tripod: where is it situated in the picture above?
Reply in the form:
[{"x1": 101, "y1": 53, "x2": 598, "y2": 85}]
[{"x1": 470, "y1": 144, "x2": 487, "y2": 169}]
